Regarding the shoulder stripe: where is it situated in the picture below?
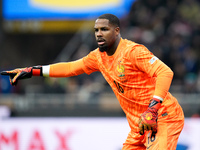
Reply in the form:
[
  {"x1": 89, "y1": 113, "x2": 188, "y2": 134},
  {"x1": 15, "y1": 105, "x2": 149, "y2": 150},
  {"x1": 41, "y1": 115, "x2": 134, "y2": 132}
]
[{"x1": 149, "y1": 56, "x2": 158, "y2": 64}]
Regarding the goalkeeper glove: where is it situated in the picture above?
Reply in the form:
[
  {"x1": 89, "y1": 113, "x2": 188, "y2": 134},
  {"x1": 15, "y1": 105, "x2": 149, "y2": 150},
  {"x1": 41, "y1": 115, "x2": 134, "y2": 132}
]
[
  {"x1": 138, "y1": 98, "x2": 162, "y2": 135},
  {"x1": 0, "y1": 66, "x2": 42, "y2": 86}
]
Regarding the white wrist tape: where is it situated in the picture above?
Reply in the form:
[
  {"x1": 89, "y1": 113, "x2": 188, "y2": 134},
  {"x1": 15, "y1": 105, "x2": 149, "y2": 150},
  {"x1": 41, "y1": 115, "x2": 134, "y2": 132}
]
[
  {"x1": 42, "y1": 65, "x2": 50, "y2": 77},
  {"x1": 153, "y1": 95, "x2": 163, "y2": 101}
]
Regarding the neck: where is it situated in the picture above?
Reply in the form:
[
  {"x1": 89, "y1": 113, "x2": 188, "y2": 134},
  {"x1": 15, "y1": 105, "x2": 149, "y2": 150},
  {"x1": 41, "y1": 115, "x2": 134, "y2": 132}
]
[{"x1": 106, "y1": 36, "x2": 121, "y2": 56}]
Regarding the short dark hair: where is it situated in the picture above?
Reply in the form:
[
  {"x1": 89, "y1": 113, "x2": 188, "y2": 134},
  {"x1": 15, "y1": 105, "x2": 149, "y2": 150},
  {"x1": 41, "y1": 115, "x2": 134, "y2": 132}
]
[{"x1": 98, "y1": 13, "x2": 120, "y2": 28}]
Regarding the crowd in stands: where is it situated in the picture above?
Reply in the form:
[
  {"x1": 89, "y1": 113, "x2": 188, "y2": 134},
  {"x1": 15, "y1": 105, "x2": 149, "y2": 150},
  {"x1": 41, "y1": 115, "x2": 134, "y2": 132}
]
[
  {"x1": 0, "y1": 0, "x2": 200, "y2": 95},
  {"x1": 124, "y1": 0, "x2": 200, "y2": 93}
]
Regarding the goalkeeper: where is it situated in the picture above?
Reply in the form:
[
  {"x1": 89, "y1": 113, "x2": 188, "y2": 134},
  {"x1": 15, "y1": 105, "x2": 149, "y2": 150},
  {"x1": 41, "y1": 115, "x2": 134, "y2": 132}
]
[{"x1": 1, "y1": 14, "x2": 184, "y2": 150}]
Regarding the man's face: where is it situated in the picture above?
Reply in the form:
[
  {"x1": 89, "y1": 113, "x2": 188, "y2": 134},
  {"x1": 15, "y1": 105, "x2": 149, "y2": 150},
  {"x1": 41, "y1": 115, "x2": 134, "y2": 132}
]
[{"x1": 94, "y1": 19, "x2": 119, "y2": 52}]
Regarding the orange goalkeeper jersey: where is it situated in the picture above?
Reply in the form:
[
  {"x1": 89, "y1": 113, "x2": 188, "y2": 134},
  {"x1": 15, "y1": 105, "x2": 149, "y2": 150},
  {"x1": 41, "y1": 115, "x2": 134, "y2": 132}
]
[
  {"x1": 80, "y1": 38, "x2": 181, "y2": 131},
  {"x1": 48, "y1": 38, "x2": 181, "y2": 132}
]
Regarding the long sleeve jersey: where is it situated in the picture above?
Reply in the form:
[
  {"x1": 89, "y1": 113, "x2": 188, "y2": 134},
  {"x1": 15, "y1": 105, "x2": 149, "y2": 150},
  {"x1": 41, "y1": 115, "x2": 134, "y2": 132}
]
[{"x1": 43, "y1": 38, "x2": 181, "y2": 131}]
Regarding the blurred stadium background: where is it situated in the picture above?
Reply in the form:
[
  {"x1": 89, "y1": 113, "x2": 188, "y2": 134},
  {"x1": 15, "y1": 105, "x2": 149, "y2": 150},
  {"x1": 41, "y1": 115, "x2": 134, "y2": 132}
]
[{"x1": 0, "y1": 0, "x2": 200, "y2": 149}]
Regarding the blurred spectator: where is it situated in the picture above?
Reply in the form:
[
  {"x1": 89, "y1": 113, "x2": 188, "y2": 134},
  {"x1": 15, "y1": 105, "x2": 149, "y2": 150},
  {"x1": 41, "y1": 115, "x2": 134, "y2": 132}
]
[
  {"x1": 43, "y1": 78, "x2": 66, "y2": 94},
  {"x1": 0, "y1": 75, "x2": 12, "y2": 93},
  {"x1": 126, "y1": 0, "x2": 200, "y2": 93},
  {"x1": 197, "y1": 70, "x2": 200, "y2": 93}
]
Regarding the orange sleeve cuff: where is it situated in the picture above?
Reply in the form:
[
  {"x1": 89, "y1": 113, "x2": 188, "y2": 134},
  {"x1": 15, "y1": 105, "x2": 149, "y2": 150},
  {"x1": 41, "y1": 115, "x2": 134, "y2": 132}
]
[{"x1": 49, "y1": 59, "x2": 85, "y2": 77}]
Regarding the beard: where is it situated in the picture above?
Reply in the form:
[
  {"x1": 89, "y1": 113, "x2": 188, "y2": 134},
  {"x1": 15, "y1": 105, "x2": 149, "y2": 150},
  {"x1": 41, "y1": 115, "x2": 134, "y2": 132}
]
[{"x1": 99, "y1": 45, "x2": 108, "y2": 52}]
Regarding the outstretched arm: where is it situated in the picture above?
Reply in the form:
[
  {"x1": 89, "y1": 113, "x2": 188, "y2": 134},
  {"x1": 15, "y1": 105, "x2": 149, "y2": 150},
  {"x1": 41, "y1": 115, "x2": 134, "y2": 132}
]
[
  {"x1": 1, "y1": 59, "x2": 85, "y2": 86},
  {"x1": 43, "y1": 59, "x2": 85, "y2": 77}
]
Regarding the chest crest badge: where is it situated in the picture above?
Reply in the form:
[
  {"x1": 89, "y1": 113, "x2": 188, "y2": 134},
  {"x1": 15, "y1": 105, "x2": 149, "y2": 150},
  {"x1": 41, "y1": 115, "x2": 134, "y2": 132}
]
[
  {"x1": 116, "y1": 61, "x2": 127, "y2": 82},
  {"x1": 117, "y1": 61, "x2": 125, "y2": 77}
]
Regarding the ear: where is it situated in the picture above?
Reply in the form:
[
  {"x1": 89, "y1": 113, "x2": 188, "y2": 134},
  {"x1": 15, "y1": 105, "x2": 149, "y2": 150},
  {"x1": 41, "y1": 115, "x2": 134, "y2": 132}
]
[{"x1": 115, "y1": 27, "x2": 120, "y2": 36}]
